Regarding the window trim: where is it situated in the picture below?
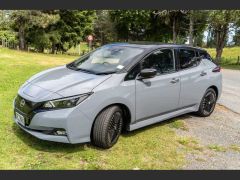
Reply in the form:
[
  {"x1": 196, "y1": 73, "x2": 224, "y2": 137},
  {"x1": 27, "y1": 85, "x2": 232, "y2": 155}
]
[{"x1": 124, "y1": 48, "x2": 177, "y2": 81}]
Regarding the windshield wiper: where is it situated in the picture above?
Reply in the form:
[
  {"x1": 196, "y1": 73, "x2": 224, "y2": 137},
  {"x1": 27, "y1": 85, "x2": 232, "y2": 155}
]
[
  {"x1": 95, "y1": 71, "x2": 116, "y2": 75},
  {"x1": 66, "y1": 63, "x2": 77, "y2": 70},
  {"x1": 76, "y1": 68, "x2": 97, "y2": 74}
]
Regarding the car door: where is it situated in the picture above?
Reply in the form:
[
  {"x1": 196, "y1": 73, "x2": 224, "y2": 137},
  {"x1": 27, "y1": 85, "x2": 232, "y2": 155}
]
[
  {"x1": 176, "y1": 48, "x2": 209, "y2": 108},
  {"x1": 135, "y1": 48, "x2": 181, "y2": 122}
]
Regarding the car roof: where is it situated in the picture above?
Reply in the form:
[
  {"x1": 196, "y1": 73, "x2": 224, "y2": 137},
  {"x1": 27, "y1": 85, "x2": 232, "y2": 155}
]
[{"x1": 105, "y1": 42, "x2": 206, "y2": 51}]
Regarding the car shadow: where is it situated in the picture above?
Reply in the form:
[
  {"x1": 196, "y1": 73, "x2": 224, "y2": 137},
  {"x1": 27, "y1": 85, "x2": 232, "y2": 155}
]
[
  {"x1": 121, "y1": 113, "x2": 193, "y2": 137},
  {"x1": 12, "y1": 113, "x2": 194, "y2": 153}
]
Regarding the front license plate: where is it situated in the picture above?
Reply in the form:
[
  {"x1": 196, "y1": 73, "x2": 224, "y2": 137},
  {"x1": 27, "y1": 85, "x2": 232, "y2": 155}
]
[{"x1": 15, "y1": 112, "x2": 25, "y2": 126}]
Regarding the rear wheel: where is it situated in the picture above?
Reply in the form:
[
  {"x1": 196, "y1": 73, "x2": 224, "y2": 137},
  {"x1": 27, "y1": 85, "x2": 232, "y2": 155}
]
[
  {"x1": 92, "y1": 106, "x2": 123, "y2": 149},
  {"x1": 196, "y1": 88, "x2": 217, "y2": 117}
]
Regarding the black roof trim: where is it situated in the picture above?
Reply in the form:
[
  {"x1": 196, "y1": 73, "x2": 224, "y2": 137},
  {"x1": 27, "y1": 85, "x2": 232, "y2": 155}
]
[{"x1": 107, "y1": 41, "x2": 205, "y2": 51}]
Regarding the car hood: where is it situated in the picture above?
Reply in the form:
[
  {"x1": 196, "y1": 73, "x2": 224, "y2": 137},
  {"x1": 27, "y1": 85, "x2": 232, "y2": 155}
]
[{"x1": 18, "y1": 65, "x2": 111, "y2": 102}]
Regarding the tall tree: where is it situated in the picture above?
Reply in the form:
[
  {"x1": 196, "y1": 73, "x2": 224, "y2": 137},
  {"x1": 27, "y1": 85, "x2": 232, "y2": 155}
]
[
  {"x1": 94, "y1": 10, "x2": 117, "y2": 45},
  {"x1": 11, "y1": 10, "x2": 59, "y2": 50},
  {"x1": 154, "y1": 10, "x2": 188, "y2": 43},
  {"x1": 48, "y1": 10, "x2": 96, "y2": 53},
  {"x1": 186, "y1": 10, "x2": 208, "y2": 46},
  {"x1": 208, "y1": 10, "x2": 240, "y2": 62},
  {"x1": 110, "y1": 10, "x2": 151, "y2": 41}
]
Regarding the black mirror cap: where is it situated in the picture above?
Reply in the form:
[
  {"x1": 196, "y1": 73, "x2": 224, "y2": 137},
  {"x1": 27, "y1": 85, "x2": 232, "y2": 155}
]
[{"x1": 139, "y1": 68, "x2": 157, "y2": 79}]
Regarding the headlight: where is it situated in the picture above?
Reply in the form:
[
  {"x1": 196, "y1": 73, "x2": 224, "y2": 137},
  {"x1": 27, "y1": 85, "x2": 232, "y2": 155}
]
[{"x1": 42, "y1": 93, "x2": 92, "y2": 109}]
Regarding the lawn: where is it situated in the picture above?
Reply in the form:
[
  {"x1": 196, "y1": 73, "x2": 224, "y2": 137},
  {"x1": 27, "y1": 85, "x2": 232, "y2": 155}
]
[
  {"x1": 206, "y1": 47, "x2": 240, "y2": 70},
  {"x1": 0, "y1": 47, "x2": 190, "y2": 170}
]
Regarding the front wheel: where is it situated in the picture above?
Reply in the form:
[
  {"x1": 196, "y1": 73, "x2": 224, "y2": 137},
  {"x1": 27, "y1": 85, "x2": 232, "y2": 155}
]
[
  {"x1": 195, "y1": 88, "x2": 217, "y2": 117},
  {"x1": 92, "y1": 106, "x2": 123, "y2": 149}
]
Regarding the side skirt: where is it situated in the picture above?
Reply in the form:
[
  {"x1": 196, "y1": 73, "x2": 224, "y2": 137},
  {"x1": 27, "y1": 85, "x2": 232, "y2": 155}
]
[{"x1": 128, "y1": 104, "x2": 198, "y2": 131}]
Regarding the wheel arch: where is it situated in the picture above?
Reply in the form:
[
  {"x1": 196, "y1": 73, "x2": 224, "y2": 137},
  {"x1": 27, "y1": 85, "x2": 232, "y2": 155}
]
[
  {"x1": 208, "y1": 85, "x2": 219, "y2": 99},
  {"x1": 90, "y1": 103, "x2": 132, "y2": 139}
]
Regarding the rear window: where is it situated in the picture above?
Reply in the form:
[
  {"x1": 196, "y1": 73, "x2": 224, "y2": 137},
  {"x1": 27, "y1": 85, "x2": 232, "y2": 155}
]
[
  {"x1": 178, "y1": 49, "x2": 197, "y2": 69},
  {"x1": 199, "y1": 51, "x2": 212, "y2": 61}
]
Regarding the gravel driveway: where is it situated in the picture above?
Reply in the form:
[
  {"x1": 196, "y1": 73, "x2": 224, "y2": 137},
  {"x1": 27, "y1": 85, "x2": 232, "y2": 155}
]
[{"x1": 176, "y1": 69, "x2": 240, "y2": 169}]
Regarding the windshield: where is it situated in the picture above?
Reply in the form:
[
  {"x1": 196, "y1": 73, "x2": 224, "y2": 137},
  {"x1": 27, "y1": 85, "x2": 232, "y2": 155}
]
[{"x1": 67, "y1": 45, "x2": 144, "y2": 74}]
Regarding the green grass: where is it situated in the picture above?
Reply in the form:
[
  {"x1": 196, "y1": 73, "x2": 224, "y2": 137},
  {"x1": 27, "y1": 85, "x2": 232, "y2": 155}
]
[
  {"x1": 206, "y1": 47, "x2": 240, "y2": 70},
  {"x1": 177, "y1": 137, "x2": 204, "y2": 152},
  {"x1": 0, "y1": 47, "x2": 190, "y2": 170},
  {"x1": 168, "y1": 119, "x2": 188, "y2": 131},
  {"x1": 229, "y1": 145, "x2": 240, "y2": 152},
  {"x1": 207, "y1": 145, "x2": 227, "y2": 152}
]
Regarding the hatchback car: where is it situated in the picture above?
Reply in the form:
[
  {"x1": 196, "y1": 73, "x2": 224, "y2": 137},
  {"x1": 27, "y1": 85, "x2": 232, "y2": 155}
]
[{"x1": 13, "y1": 43, "x2": 222, "y2": 148}]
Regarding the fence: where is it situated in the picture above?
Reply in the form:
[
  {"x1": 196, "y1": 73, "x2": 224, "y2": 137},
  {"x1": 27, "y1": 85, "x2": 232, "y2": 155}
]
[
  {"x1": 0, "y1": 38, "x2": 18, "y2": 49},
  {"x1": 219, "y1": 56, "x2": 240, "y2": 65}
]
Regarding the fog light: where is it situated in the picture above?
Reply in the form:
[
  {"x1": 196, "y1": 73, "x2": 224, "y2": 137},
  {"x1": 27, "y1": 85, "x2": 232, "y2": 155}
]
[{"x1": 54, "y1": 129, "x2": 67, "y2": 136}]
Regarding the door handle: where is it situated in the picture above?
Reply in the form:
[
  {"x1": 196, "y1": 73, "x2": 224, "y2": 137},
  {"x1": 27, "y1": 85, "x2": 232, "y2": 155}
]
[
  {"x1": 170, "y1": 78, "x2": 179, "y2": 84},
  {"x1": 200, "y1": 71, "x2": 207, "y2": 76}
]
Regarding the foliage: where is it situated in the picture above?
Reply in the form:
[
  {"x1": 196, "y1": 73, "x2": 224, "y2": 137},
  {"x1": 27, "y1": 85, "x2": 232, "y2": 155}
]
[
  {"x1": 9, "y1": 10, "x2": 96, "y2": 52},
  {"x1": 10, "y1": 10, "x2": 60, "y2": 50},
  {"x1": 0, "y1": 30, "x2": 18, "y2": 44},
  {"x1": 0, "y1": 10, "x2": 239, "y2": 60},
  {"x1": 208, "y1": 10, "x2": 240, "y2": 61},
  {"x1": 93, "y1": 10, "x2": 117, "y2": 45},
  {"x1": 49, "y1": 10, "x2": 96, "y2": 52},
  {"x1": 154, "y1": 10, "x2": 189, "y2": 43},
  {"x1": 109, "y1": 10, "x2": 151, "y2": 41}
]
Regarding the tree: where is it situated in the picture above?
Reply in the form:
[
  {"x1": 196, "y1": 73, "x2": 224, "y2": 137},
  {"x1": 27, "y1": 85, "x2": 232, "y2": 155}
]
[
  {"x1": 144, "y1": 12, "x2": 172, "y2": 42},
  {"x1": 154, "y1": 10, "x2": 188, "y2": 43},
  {"x1": 208, "y1": 10, "x2": 240, "y2": 62},
  {"x1": 10, "y1": 10, "x2": 59, "y2": 50},
  {"x1": 94, "y1": 10, "x2": 117, "y2": 45},
  {"x1": 47, "y1": 10, "x2": 96, "y2": 53},
  {"x1": 233, "y1": 15, "x2": 240, "y2": 46},
  {"x1": 186, "y1": 10, "x2": 208, "y2": 46},
  {"x1": 110, "y1": 10, "x2": 151, "y2": 41},
  {"x1": 233, "y1": 27, "x2": 240, "y2": 46}
]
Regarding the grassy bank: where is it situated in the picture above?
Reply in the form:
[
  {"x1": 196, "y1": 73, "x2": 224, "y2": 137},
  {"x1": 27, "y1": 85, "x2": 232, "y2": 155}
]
[{"x1": 206, "y1": 47, "x2": 240, "y2": 70}]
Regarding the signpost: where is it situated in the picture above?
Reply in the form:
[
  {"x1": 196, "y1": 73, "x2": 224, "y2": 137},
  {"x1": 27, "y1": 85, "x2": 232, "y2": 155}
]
[{"x1": 87, "y1": 35, "x2": 93, "y2": 52}]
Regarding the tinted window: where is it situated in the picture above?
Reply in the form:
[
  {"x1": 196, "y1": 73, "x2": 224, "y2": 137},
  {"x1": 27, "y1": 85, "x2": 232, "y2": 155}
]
[
  {"x1": 199, "y1": 51, "x2": 212, "y2": 61},
  {"x1": 178, "y1": 49, "x2": 197, "y2": 69},
  {"x1": 142, "y1": 49, "x2": 175, "y2": 75}
]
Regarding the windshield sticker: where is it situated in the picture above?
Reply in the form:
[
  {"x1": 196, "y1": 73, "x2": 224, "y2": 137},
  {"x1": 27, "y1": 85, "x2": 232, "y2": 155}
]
[{"x1": 117, "y1": 65, "x2": 124, "y2": 69}]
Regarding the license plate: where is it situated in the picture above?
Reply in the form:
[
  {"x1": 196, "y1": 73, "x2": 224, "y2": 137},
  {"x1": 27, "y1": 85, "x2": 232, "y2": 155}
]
[{"x1": 15, "y1": 112, "x2": 25, "y2": 126}]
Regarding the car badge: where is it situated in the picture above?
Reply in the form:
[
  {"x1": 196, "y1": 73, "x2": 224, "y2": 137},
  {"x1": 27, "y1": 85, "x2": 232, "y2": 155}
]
[{"x1": 20, "y1": 99, "x2": 25, "y2": 107}]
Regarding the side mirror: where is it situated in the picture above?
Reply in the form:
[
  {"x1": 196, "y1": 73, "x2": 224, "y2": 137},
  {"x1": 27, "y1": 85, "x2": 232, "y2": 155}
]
[{"x1": 139, "y1": 68, "x2": 157, "y2": 79}]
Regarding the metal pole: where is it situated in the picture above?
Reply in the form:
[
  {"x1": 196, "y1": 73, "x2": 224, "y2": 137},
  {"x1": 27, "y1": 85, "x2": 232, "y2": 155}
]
[{"x1": 78, "y1": 43, "x2": 81, "y2": 55}]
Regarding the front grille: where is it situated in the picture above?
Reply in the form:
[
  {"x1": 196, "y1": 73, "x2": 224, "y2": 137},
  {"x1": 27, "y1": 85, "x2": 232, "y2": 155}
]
[{"x1": 14, "y1": 95, "x2": 43, "y2": 126}]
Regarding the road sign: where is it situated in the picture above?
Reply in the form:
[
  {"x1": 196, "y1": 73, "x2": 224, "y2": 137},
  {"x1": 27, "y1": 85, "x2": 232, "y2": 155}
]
[{"x1": 87, "y1": 35, "x2": 93, "y2": 41}]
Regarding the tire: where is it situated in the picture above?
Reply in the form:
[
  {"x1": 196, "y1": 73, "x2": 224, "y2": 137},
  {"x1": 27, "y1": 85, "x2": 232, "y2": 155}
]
[
  {"x1": 195, "y1": 88, "x2": 217, "y2": 117},
  {"x1": 92, "y1": 106, "x2": 123, "y2": 149}
]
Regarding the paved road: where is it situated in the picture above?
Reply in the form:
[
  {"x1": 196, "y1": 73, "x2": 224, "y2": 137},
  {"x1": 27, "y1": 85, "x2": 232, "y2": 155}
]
[{"x1": 218, "y1": 69, "x2": 240, "y2": 114}]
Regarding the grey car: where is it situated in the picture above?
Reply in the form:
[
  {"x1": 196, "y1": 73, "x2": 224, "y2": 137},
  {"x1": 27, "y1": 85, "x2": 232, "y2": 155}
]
[{"x1": 13, "y1": 43, "x2": 222, "y2": 148}]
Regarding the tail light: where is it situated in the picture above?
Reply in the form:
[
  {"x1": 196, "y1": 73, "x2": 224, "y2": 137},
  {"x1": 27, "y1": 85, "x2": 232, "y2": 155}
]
[{"x1": 212, "y1": 66, "x2": 221, "y2": 72}]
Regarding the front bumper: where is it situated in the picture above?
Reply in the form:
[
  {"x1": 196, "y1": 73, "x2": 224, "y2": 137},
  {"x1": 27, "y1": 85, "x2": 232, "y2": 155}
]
[
  {"x1": 14, "y1": 117, "x2": 70, "y2": 143},
  {"x1": 13, "y1": 106, "x2": 93, "y2": 144}
]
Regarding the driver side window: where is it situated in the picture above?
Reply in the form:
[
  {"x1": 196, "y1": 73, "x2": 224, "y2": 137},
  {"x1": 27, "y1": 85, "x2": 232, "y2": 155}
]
[
  {"x1": 125, "y1": 49, "x2": 175, "y2": 81},
  {"x1": 142, "y1": 49, "x2": 175, "y2": 75}
]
